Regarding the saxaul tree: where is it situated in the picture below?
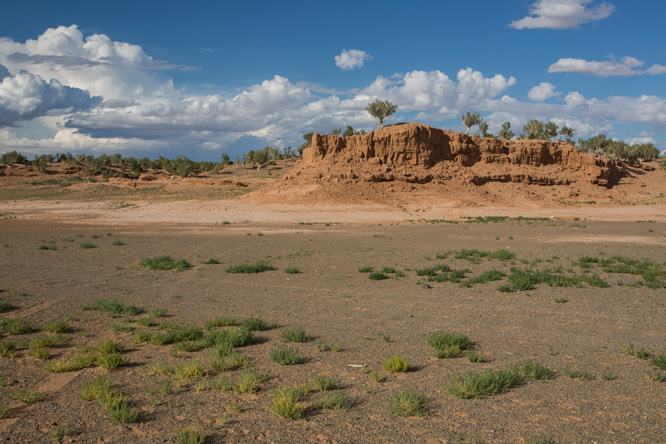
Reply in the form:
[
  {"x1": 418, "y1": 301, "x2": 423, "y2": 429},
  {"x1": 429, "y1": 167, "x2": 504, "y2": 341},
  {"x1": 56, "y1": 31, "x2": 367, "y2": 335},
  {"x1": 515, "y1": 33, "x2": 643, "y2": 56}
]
[
  {"x1": 498, "y1": 122, "x2": 514, "y2": 140},
  {"x1": 365, "y1": 99, "x2": 397, "y2": 129},
  {"x1": 558, "y1": 126, "x2": 575, "y2": 142},
  {"x1": 461, "y1": 112, "x2": 482, "y2": 134}
]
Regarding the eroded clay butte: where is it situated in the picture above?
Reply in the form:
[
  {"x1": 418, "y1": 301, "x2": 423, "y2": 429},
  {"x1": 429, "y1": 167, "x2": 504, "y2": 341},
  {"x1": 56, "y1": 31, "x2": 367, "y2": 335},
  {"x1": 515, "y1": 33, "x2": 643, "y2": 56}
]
[{"x1": 285, "y1": 122, "x2": 622, "y2": 187}]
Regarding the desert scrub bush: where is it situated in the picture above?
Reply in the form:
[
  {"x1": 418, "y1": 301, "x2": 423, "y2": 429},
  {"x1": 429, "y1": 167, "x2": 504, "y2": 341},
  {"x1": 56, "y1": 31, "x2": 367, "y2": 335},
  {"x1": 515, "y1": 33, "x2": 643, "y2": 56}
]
[
  {"x1": 0, "y1": 317, "x2": 35, "y2": 335},
  {"x1": 0, "y1": 340, "x2": 17, "y2": 357},
  {"x1": 446, "y1": 367, "x2": 524, "y2": 399},
  {"x1": 271, "y1": 346, "x2": 304, "y2": 365},
  {"x1": 94, "y1": 340, "x2": 124, "y2": 354},
  {"x1": 508, "y1": 269, "x2": 538, "y2": 291},
  {"x1": 464, "y1": 269, "x2": 506, "y2": 286},
  {"x1": 389, "y1": 388, "x2": 429, "y2": 417},
  {"x1": 311, "y1": 374, "x2": 341, "y2": 391},
  {"x1": 316, "y1": 341, "x2": 342, "y2": 352},
  {"x1": 454, "y1": 248, "x2": 516, "y2": 263},
  {"x1": 0, "y1": 298, "x2": 15, "y2": 313},
  {"x1": 0, "y1": 405, "x2": 10, "y2": 419},
  {"x1": 210, "y1": 348, "x2": 250, "y2": 371},
  {"x1": 621, "y1": 343, "x2": 652, "y2": 360},
  {"x1": 281, "y1": 326, "x2": 310, "y2": 343},
  {"x1": 111, "y1": 240, "x2": 125, "y2": 246},
  {"x1": 148, "y1": 308, "x2": 167, "y2": 318},
  {"x1": 80, "y1": 243, "x2": 96, "y2": 249},
  {"x1": 42, "y1": 319, "x2": 70, "y2": 333},
  {"x1": 80, "y1": 376, "x2": 117, "y2": 401},
  {"x1": 140, "y1": 256, "x2": 191, "y2": 271},
  {"x1": 202, "y1": 327, "x2": 253, "y2": 348},
  {"x1": 225, "y1": 261, "x2": 275, "y2": 274},
  {"x1": 214, "y1": 370, "x2": 270, "y2": 393},
  {"x1": 38, "y1": 244, "x2": 57, "y2": 250},
  {"x1": 358, "y1": 266, "x2": 374, "y2": 273},
  {"x1": 174, "y1": 361, "x2": 206, "y2": 380},
  {"x1": 269, "y1": 387, "x2": 306, "y2": 419},
  {"x1": 12, "y1": 388, "x2": 46, "y2": 403},
  {"x1": 562, "y1": 367, "x2": 593, "y2": 380},
  {"x1": 44, "y1": 352, "x2": 96, "y2": 373},
  {"x1": 106, "y1": 399, "x2": 139, "y2": 423},
  {"x1": 381, "y1": 266, "x2": 396, "y2": 274},
  {"x1": 651, "y1": 349, "x2": 666, "y2": 370},
  {"x1": 201, "y1": 257, "x2": 219, "y2": 264},
  {"x1": 175, "y1": 426, "x2": 206, "y2": 444},
  {"x1": 427, "y1": 331, "x2": 474, "y2": 358},
  {"x1": 82, "y1": 298, "x2": 140, "y2": 317},
  {"x1": 467, "y1": 350, "x2": 485, "y2": 363},
  {"x1": 381, "y1": 354, "x2": 410, "y2": 372},
  {"x1": 97, "y1": 352, "x2": 128, "y2": 371},
  {"x1": 241, "y1": 316, "x2": 268, "y2": 331},
  {"x1": 600, "y1": 370, "x2": 617, "y2": 380},
  {"x1": 27, "y1": 341, "x2": 50, "y2": 360},
  {"x1": 518, "y1": 361, "x2": 554, "y2": 380},
  {"x1": 284, "y1": 266, "x2": 299, "y2": 274},
  {"x1": 316, "y1": 390, "x2": 354, "y2": 412},
  {"x1": 204, "y1": 316, "x2": 237, "y2": 329},
  {"x1": 368, "y1": 271, "x2": 389, "y2": 280}
]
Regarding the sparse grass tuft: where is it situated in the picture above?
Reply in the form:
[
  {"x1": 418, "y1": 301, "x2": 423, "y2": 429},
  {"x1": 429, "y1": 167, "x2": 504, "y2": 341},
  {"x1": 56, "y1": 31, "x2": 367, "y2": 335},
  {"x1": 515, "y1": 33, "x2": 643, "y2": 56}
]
[
  {"x1": 368, "y1": 271, "x2": 389, "y2": 280},
  {"x1": 381, "y1": 354, "x2": 410, "y2": 372},
  {"x1": 0, "y1": 298, "x2": 15, "y2": 313},
  {"x1": 226, "y1": 261, "x2": 275, "y2": 274},
  {"x1": 651, "y1": 349, "x2": 666, "y2": 370},
  {"x1": 281, "y1": 326, "x2": 310, "y2": 343},
  {"x1": 1, "y1": 317, "x2": 35, "y2": 335},
  {"x1": 12, "y1": 388, "x2": 45, "y2": 403},
  {"x1": 175, "y1": 426, "x2": 206, "y2": 444},
  {"x1": 43, "y1": 319, "x2": 70, "y2": 333},
  {"x1": 446, "y1": 367, "x2": 524, "y2": 399},
  {"x1": 427, "y1": 331, "x2": 474, "y2": 358},
  {"x1": 518, "y1": 361, "x2": 554, "y2": 380},
  {"x1": 0, "y1": 340, "x2": 17, "y2": 357},
  {"x1": 524, "y1": 436, "x2": 558, "y2": 444},
  {"x1": 358, "y1": 266, "x2": 374, "y2": 273},
  {"x1": 201, "y1": 257, "x2": 219, "y2": 264},
  {"x1": 80, "y1": 377, "x2": 117, "y2": 401},
  {"x1": 205, "y1": 317, "x2": 237, "y2": 329},
  {"x1": 82, "y1": 298, "x2": 140, "y2": 317},
  {"x1": 140, "y1": 256, "x2": 191, "y2": 271},
  {"x1": 270, "y1": 346, "x2": 304, "y2": 365},
  {"x1": 317, "y1": 390, "x2": 354, "y2": 411},
  {"x1": 241, "y1": 316, "x2": 268, "y2": 331},
  {"x1": 269, "y1": 387, "x2": 306, "y2": 419},
  {"x1": 621, "y1": 343, "x2": 652, "y2": 360},
  {"x1": 562, "y1": 367, "x2": 593, "y2": 380},
  {"x1": 0, "y1": 405, "x2": 10, "y2": 419},
  {"x1": 284, "y1": 266, "x2": 300, "y2": 274},
  {"x1": 311, "y1": 374, "x2": 341, "y2": 391},
  {"x1": 80, "y1": 243, "x2": 97, "y2": 249},
  {"x1": 467, "y1": 350, "x2": 485, "y2": 363},
  {"x1": 389, "y1": 389, "x2": 429, "y2": 416}
]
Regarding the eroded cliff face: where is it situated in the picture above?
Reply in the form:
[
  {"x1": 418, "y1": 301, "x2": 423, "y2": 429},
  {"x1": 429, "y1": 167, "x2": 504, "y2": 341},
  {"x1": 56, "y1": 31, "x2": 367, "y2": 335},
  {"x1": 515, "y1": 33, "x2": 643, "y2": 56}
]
[{"x1": 289, "y1": 122, "x2": 622, "y2": 187}]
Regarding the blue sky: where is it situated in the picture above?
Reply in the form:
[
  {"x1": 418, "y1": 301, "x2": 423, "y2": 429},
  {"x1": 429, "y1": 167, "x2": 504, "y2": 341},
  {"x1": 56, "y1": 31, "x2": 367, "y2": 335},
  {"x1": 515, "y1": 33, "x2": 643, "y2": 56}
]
[{"x1": 1, "y1": 0, "x2": 665, "y2": 161}]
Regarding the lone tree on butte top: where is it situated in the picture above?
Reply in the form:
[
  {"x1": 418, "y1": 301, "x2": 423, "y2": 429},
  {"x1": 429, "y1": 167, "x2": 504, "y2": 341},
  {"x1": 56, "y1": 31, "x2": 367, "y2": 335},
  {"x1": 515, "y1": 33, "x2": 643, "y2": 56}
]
[{"x1": 365, "y1": 99, "x2": 397, "y2": 129}]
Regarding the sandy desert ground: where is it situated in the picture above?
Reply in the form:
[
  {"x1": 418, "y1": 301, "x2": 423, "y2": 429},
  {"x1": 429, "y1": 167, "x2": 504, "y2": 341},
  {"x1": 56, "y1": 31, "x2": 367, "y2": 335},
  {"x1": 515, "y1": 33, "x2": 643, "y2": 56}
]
[{"x1": 0, "y1": 162, "x2": 665, "y2": 443}]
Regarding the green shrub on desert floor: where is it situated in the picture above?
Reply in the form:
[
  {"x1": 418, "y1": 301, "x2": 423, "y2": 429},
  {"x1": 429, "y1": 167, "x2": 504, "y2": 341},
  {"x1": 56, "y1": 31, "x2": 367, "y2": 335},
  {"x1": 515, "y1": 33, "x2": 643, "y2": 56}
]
[
  {"x1": 140, "y1": 256, "x2": 192, "y2": 271},
  {"x1": 0, "y1": 298, "x2": 15, "y2": 313},
  {"x1": 311, "y1": 374, "x2": 341, "y2": 391},
  {"x1": 82, "y1": 298, "x2": 140, "y2": 317},
  {"x1": 271, "y1": 346, "x2": 304, "y2": 365},
  {"x1": 621, "y1": 343, "x2": 652, "y2": 360},
  {"x1": 42, "y1": 319, "x2": 70, "y2": 333},
  {"x1": 269, "y1": 387, "x2": 307, "y2": 419},
  {"x1": 427, "y1": 331, "x2": 474, "y2": 358},
  {"x1": 389, "y1": 388, "x2": 429, "y2": 417},
  {"x1": 381, "y1": 354, "x2": 410, "y2": 372},
  {"x1": 213, "y1": 370, "x2": 271, "y2": 393},
  {"x1": 281, "y1": 326, "x2": 310, "y2": 343},
  {"x1": 12, "y1": 388, "x2": 45, "y2": 403},
  {"x1": 0, "y1": 340, "x2": 17, "y2": 357},
  {"x1": 80, "y1": 377, "x2": 138, "y2": 423},
  {"x1": 241, "y1": 316, "x2": 268, "y2": 331},
  {"x1": 175, "y1": 426, "x2": 206, "y2": 444},
  {"x1": 446, "y1": 367, "x2": 524, "y2": 399},
  {"x1": 315, "y1": 390, "x2": 354, "y2": 412},
  {"x1": 517, "y1": 361, "x2": 554, "y2": 380},
  {"x1": 0, "y1": 317, "x2": 35, "y2": 335},
  {"x1": 225, "y1": 261, "x2": 275, "y2": 274}
]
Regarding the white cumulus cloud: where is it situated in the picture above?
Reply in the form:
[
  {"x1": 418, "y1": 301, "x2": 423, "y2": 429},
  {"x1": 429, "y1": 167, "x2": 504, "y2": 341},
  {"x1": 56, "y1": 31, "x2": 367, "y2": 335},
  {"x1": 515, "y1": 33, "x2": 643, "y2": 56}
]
[
  {"x1": 335, "y1": 49, "x2": 371, "y2": 71},
  {"x1": 510, "y1": 0, "x2": 615, "y2": 29},
  {"x1": 527, "y1": 82, "x2": 560, "y2": 101},
  {"x1": 548, "y1": 56, "x2": 646, "y2": 76}
]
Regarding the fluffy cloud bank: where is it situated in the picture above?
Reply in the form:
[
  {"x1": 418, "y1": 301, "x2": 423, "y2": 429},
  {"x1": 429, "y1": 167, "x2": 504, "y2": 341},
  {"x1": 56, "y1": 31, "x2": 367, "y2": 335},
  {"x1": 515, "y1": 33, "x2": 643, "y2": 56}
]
[
  {"x1": 335, "y1": 49, "x2": 371, "y2": 71},
  {"x1": 510, "y1": 0, "x2": 614, "y2": 29},
  {"x1": 0, "y1": 68, "x2": 100, "y2": 127},
  {"x1": 548, "y1": 56, "x2": 666, "y2": 77}
]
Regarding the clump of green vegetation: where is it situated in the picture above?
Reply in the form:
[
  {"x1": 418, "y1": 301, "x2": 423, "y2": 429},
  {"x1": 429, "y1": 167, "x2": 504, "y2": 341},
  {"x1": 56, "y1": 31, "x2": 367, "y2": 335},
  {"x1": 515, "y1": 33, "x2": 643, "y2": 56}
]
[
  {"x1": 517, "y1": 361, "x2": 554, "y2": 380},
  {"x1": 446, "y1": 367, "x2": 524, "y2": 399},
  {"x1": 464, "y1": 269, "x2": 506, "y2": 286},
  {"x1": 38, "y1": 244, "x2": 57, "y2": 251},
  {"x1": 316, "y1": 341, "x2": 342, "y2": 352},
  {"x1": 562, "y1": 367, "x2": 593, "y2": 380},
  {"x1": 467, "y1": 350, "x2": 485, "y2": 363},
  {"x1": 358, "y1": 266, "x2": 374, "y2": 273},
  {"x1": 80, "y1": 243, "x2": 97, "y2": 249},
  {"x1": 317, "y1": 390, "x2": 354, "y2": 412},
  {"x1": 269, "y1": 387, "x2": 306, "y2": 419},
  {"x1": 455, "y1": 248, "x2": 516, "y2": 264},
  {"x1": 381, "y1": 354, "x2": 410, "y2": 373},
  {"x1": 427, "y1": 331, "x2": 474, "y2": 359},
  {"x1": 174, "y1": 361, "x2": 206, "y2": 380},
  {"x1": 148, "y1": 308, "x2": 167, "y2": 318},
  {"x1": 284, "y1": 266, "x2": 299, "y2": 274},
  {"x1": 175, "y1": 426, "x2": 206, "y2": 444},
  {"x1": 651, "y1": 349, "x2": 666, "y2": 371},
  {"x1": 43, "y1": 319, "x2": 70, "y2": 334},
  {"x1": 45, "y1": 351, "x2": 96, "y2": 373},
  {"x1": 226, "y1": 261, "x2": 275, "y2": 274},
  {"x1": 621, "y1": 343, "x2": 652, "y2": 360},
  {"x1": 201, "y1": 258, "x2": 219, "y2": 264},
  {"x1": 214, "y1": 370, "x2": 270, "y2": 393},
  {"x1": 241, "y1": 316, "x2": 268, "y2": 331},
  {"x1": 140, "y1": 256, "x2": 192, "y2": 271},
  {"x1": 389, "y1": 389, "x2": 429, "y2": 416},
  {"x1": 0, "y1": 340, "x2": 17, "y2": 357},
  {"x1": 311, "y1": 374, "x2": 341, "y2": 391},
  {"x1": 0, "y1": 317, "x2": 35, "y2": 335},
  {"x1": 281, "y1": 326, "x2": 310, "y2": 343},
  {"x1": 0, "y1": 298, "x2": 15, "y2": 313},
  {"x1": 82, "y1": 298, "x2": 140, "y2": 317},
  {"x1": 12, "y1": 388, "x2": 46, "y2": 403},
  {"x1": 368, "y1": 271, "x2": 389, "y2": 280},
  {"x1": 271, "y1": 346, "x2": 304, "y2": 365},
  {"x1": 205, "y1": 317, "x2": 237, "y2": 329},
  {"x1": 524, "y1": 436, "x2": 559, "y2": 444}
]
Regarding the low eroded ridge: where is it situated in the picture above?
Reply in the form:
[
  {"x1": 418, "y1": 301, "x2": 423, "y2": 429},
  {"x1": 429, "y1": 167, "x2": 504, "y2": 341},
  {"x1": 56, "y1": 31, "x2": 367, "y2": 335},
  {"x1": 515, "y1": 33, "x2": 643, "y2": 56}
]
[{"x1": 287, "y1": 122, "x2": 622, "y2": 187}]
